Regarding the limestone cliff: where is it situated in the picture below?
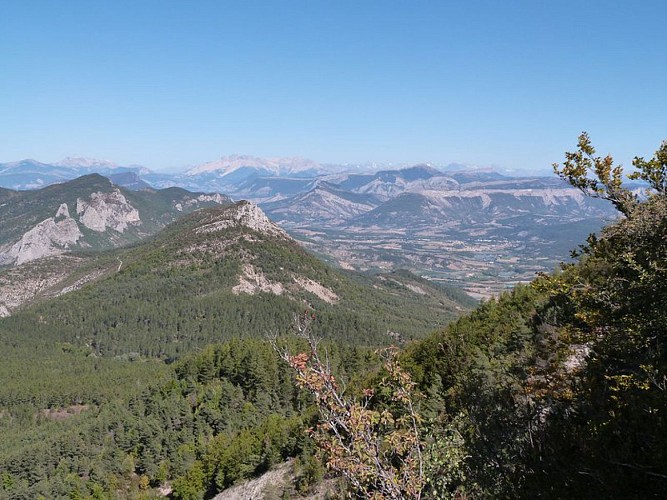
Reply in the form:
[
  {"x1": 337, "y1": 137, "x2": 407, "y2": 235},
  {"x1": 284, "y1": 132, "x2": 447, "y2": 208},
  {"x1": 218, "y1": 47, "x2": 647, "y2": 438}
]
[
  {"x1": 76, "y1": 190, "x2": 141, "y2": 233},
  {"x1": 196, "y1": 200, "x2": 289, "y2": 238},
  {"x1": 7, "y1": 204, "x2": 83, "y2": 265}
]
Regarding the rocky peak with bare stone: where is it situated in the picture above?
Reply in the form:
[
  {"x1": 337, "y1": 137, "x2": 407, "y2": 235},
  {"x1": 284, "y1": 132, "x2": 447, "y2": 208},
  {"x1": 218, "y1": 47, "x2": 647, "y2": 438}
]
[{"x1": 195, "y1": 201, "x2": 289, "y2": 238}]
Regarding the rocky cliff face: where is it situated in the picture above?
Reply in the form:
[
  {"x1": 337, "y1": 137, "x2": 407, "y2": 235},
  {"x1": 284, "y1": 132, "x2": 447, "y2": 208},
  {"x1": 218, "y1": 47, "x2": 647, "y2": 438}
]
[
  {"x1": 7, "y1": 204, "x2": 83, "y2": 265},
  {"x1": 195, "y1": 200, "x2": 289, "y2": 238},
  {"x1": 174, "y1": 193, "x2": 229, "y2": 212},
  {"x1": 1, "y1": 190, "x2": 143, "y2": 266},
  {"x1": 76, "y1": 190, "x2": 141, "y2": 232}
]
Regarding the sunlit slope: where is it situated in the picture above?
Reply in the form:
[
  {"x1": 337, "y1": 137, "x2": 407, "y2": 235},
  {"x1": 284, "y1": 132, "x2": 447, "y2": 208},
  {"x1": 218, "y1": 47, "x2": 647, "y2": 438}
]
[{"x1": 0, "y1": 202, "x2": 472, "y2": 357}]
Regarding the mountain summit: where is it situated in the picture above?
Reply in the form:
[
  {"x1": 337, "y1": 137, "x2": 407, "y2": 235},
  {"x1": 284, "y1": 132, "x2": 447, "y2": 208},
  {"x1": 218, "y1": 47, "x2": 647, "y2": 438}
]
[
  {"x1": 185, "y1": 155, "x2": 324, "y2": 177},
  {"x1": 56, "y1": 156, "x2": 119, "y2": 170},
  {"x1": 195, "y1": 200, "x2": 289, "y2": 239}
]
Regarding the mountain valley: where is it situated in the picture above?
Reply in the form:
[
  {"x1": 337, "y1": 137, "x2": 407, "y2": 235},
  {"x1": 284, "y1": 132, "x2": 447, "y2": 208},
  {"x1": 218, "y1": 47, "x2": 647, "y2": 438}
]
[
  {"x1": 1, "y1": 158, "x2": 620, "y2": 297},
  {"x1": 262, "y1": 166, "x2": 617, "y2": 297},
  {"x1": 0, "y1": 141, "x2": 664, "y2": 499}
]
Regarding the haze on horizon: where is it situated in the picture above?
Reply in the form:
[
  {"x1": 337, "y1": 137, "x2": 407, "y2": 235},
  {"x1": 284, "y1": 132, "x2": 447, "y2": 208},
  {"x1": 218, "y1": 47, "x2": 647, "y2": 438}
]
[{"x1": 1, "y1": 0, "x2": 665, "y2": 172}]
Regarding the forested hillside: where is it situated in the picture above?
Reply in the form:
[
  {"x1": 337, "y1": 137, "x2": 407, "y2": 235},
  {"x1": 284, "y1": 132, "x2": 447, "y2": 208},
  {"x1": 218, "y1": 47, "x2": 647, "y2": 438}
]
[
  {"x1": 399, "y1": 136, "x2": 667, "y2": 498},
  {"x1": 0, "y1": 200, "x2": 471, "y2": 498},
  {"x1": 1, "y1": 202, "x2": 470, "y2": 358},
  {"x1": 0, "y1": 338, "x2": 365, "y2": 498},
  {"x1": 1, "y1": 136, "x2": 665, "y2": 499}
]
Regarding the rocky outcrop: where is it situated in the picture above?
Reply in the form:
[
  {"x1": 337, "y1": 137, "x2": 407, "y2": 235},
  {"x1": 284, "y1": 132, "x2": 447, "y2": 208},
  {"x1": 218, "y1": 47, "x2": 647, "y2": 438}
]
[
  {"x1": 231, "y1": 264, "x2": 339, "y2": 305},
  {"x1": 76, "y1": 190, "x2": 140, "y2": 232},
  {"x1": 213, "y1": 459, "x2": 337, "y2": 499},
  {"x1": 196, "y1": 201, "x2": 289, "y2": 238},
  {"x1": 293, "y1": 276, "x2": 339, "y2": 304},
  {"x1": 0, "y1": 255, "x2": 85, "y2": 315},
  {"x1": 232, "y1": 264, "x2": 286, "y2": 295},
  {"x1": 1, "y1": 191, "x2": 143, "y2": 265},
  {"x1": 174, "y1": 193, "x2": 229, "y2": 212},
  {"x1": 8, "y1": 204, "x2": 83, "y2": 265}
]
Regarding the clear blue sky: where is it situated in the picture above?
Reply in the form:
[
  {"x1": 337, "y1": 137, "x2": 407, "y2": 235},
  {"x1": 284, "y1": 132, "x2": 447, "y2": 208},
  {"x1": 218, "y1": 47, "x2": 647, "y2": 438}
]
[{"x1": 1, "y1": 0, "x2": 665, "y2": 172}]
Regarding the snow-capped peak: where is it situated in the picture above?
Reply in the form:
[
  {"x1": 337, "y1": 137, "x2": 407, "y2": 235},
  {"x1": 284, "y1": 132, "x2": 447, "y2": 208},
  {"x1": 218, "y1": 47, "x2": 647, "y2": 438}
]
[
  {"x1": 185, "y1": 155, "x2": 324, "y2": 177},
  {"x1": 56, "y1": 157, "x2": 119, "y2": 170}
]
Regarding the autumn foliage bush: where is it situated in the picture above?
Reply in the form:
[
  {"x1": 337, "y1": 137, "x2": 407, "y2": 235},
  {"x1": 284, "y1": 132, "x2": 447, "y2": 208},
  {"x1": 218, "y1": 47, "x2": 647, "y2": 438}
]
[{"x1": 273, "y1": 313, "x2": 425, "y2": 499}]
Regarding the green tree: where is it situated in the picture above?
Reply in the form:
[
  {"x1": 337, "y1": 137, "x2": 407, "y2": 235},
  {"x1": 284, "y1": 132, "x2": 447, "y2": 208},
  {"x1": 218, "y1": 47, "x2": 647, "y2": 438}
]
[
  {"x1": 553, "y1": 131, "x2": 637, "y2": 216},
  {"x1": 531, "y1": 134, "x2": 667, "y2": 497},
  {"x1": 629, "y1": 139, "x2": 667, "y2": 194}
]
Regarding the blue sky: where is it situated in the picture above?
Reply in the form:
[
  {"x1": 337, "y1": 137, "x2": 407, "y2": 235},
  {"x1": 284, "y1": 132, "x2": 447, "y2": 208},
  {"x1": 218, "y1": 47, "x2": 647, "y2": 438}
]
[{"x1": 1, "y1": 1, "x2": 665, "y2": 172}]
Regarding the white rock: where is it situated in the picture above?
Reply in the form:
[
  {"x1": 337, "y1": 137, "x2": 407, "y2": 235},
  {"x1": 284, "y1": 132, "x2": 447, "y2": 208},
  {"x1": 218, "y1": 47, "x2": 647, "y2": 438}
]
[
  {"x1": 178, "y1": 193, "x2": 228, "y2": 210},
  {"x1": 293, "y1": 276, "x2": 339, "y2": 304},
  {"x1": 196, "y1": 201, "x2": 288, "y2": 238},
  {"x1": 76, "y1": 190, "x2": 140, "y2": 233},
  {"x1": 55, "y1": 203, "x2": 70, "y2": 218},
  {"x1": 8, "y1": 213, "x2": 83, "y2": 265},
  {"x1": 232, "y1": 264, "x2": 285, "y2": 295}
]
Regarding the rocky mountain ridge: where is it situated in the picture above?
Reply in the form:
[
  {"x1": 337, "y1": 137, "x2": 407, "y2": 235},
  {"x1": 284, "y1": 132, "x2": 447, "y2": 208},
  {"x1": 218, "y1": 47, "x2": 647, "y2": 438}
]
[
  {"x1": 0, "y1": 201, "x2": 289, "y2": 316},
  {"x1": 185, "y1": 154, "x2": 325, "y2": 177},
  {"x1": 0, "y1": 174, "x2": 229, "y2": 267},
  {"x1": 195, "y1": 200, "x2": 289, "y2": 239}
]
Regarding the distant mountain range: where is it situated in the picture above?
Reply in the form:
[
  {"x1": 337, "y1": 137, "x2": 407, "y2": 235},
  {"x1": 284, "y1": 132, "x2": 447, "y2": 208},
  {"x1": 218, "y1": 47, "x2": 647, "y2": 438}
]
[
  {"x1": 0, "y1": 155, "x2": 514, "y2": 201},
  {"x1": 258, "y1": 164, "x2": 618, "y2": 297},
  {"x1": 0, "y1": 158, "x2": 149, "y2": 190},
  {"x1": 0, "y1": 155, "x2": 622, "y2": 297},
  {"x1": 0, "y1": 155, "x2": 338, "y2": 194},
  {"x1": 262, "y1": 163, "x2": 613, "y2": 227}
]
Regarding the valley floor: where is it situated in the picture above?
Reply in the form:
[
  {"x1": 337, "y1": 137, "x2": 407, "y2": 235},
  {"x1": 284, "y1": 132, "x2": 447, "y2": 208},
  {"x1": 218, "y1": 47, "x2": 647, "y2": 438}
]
[{"x1": 284, "y1": 216, "x2": 607, "y2": 299}]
